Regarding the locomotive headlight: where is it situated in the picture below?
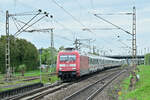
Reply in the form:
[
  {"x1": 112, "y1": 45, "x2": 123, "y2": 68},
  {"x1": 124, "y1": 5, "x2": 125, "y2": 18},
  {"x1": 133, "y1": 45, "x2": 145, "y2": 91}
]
[
  {"x1": 72, "y1": 68, "x2": 76, "y2": 70},
  {"x1": 59, "y1": 68, "x2": 62, "y2": 70},
  {"x1": 70, "y1": 64, "x2": 76, "y2": 67}
]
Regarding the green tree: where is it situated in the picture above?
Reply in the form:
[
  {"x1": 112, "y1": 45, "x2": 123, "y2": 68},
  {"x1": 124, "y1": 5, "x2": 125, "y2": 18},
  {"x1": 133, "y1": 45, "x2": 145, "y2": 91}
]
[
  {"x1": 40, "y1": 47, "x2": 57, "y2": 66},
  {"x1": 58, "y1": 46, "x2": 65, "y2": 51},
  {"x1": 0, "y1": 35, "x2": 39, "y2": 73}
]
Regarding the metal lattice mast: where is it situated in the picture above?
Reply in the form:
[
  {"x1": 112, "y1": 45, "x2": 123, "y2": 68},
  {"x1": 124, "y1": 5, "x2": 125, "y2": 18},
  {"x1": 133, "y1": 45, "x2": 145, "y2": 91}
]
[
  {"x1": 51, "y1": 29, "x2": 54, "y2": 49},
  {"x1": 5, "y1": 10, "x2": 11, "y2": 80},
  {"x1": 132, "y1": 6, "x2": 136, "y2": 64},
  {"x1": 50, "y1": 28, "x2": 54, "y2": 67}
]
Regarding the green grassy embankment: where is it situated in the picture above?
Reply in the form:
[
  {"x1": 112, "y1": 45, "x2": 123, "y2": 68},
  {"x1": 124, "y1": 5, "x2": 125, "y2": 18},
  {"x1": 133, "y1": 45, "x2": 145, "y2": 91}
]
[{"x1": 119, "y1": 65, "x2": 150, "y2": 100}]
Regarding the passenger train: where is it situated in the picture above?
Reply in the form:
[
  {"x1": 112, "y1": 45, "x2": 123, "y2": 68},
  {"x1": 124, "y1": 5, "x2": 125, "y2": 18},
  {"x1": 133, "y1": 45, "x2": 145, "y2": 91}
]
[{"x1": 56, "y1": 48, "x2": 123, "y2": 80}]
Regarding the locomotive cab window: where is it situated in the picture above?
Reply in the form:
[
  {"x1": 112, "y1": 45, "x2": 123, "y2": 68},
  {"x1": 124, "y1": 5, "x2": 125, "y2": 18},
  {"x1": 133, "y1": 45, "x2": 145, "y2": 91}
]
[{"x1": 60, "y1": 55, "x2": 76, "y2": 62}]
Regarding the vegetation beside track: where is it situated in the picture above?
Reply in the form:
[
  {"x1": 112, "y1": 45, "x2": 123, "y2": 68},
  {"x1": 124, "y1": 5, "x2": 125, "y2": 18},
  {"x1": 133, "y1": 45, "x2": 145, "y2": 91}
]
[
  {"x1": 119, "y1": 65, "x2": 150, "y2": 100},
  {"x1": 0, "y1": 67, "x2": 59, "y2": 92},
  {"x1": 145, "y1": 53, "x2": 150, "y2": 65}
]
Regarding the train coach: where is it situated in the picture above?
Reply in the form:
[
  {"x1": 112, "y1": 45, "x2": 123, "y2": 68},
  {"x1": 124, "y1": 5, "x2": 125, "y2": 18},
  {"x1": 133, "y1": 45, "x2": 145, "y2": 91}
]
[{"x1": 56, "y1": 48, "x2": 123, "y2": 80}]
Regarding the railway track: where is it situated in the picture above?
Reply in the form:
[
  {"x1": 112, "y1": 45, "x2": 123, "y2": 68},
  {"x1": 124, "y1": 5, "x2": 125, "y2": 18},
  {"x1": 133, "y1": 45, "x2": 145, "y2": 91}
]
[
  {"x1": 0, "y1": 73, "x2": 57, "y2": 100},
  {"x1": 11, "y1": 77, "x2": 85, "y2": 100},
  {"x1": 3, "y1": 67, "x2": 123, "y2": 100},
  {"x1": 4, "y1": 81, "x2": 63, "y2": 100},
  {"x1": 20, "y1": 82, "x2": 74, "y2": 100},
  {"x1": 63, "y1": 69, "x2": 126, "y2": 100}
]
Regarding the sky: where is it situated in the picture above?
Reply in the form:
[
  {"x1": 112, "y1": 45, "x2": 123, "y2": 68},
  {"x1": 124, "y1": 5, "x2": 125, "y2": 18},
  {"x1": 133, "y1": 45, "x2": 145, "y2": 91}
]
[{"x1": 0, "y1": 0, "x2": 150, "y2": 55}]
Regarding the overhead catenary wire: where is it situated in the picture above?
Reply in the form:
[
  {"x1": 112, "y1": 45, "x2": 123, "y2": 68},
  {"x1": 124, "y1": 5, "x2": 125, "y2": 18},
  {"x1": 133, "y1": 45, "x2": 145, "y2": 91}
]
[
  {"x1": 2, "y1": 0, "x2": 72, "y2": 49},
  {"x1": 20, "y1": 15, "x2": 48, "y2": 32},
  {"x1": 47, "y1": 16, "x2": 78, "y2": 40},
  {"x1": 51, "y1": 0, "x2": 102, "y2": 41},
  {"x1": 118, "y1": 39, "x2": 132, "y2": 49},
  {"x1": 6, "y1": 0, "x2": 132, "y2": 55},
  {"x1": 13, "y1": 0, "x2": 113, "y2": 49},
  {"x1": 51, "y1": 0, "x2": 87, "y2": 28},
  {"x1": 10, "y1": 11, "x2": 48, "y2": 16},
  {"x1": 50, "y1": 0, "x2": 121, "y2": 47},
  {"x1": 11, "y1": 16, "x2": 31, "y2": 28},
  {"x1": 13, "y1": 10, "x2": 42, "y2": 36},
  {"x1": 94, "y1": 12, "x2": 133, "y2": 15},
  {"x1": 53, "y1": 18, "x2": 75, "y2": 35},
  {"x1": 11, "y1": 17, "x2": 20, "y2": 30},
  {"x1": 94, "y1": 14, "x2": 132, "y2": 35},
  {"x1": 15, "y1": 14, "x2": 48, "y2": 36}
]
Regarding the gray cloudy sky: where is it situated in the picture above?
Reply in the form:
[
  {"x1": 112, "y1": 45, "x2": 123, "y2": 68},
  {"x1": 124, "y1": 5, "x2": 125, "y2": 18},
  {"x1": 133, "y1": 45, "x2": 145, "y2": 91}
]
[{"x1": 0, "y1": 0, "x2": 150, "y2": 55}]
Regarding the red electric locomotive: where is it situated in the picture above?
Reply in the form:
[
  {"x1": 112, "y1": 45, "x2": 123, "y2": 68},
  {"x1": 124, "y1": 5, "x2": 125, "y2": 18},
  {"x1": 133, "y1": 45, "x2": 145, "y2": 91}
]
[{"x1": 56, "y1": 48, "x2": 89, "y2": 80}]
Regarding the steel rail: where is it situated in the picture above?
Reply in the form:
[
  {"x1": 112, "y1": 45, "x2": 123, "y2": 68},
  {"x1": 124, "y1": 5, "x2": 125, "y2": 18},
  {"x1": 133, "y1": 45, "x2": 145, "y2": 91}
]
[
  {"x1": 63, "y1": 69, "x2": 126, "y2": 100},
  {"x1": 86, "y1": 70, "x2": 126, "y2": 100},
  {"x1": 5, "y1": 81, "x2": 62, "y2": 100}
]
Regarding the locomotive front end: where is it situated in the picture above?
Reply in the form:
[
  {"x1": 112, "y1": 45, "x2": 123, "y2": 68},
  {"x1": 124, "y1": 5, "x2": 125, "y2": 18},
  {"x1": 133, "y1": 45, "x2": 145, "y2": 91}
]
[{"x1": 56, "y1": 51, "x2": 79, "y2": 80}]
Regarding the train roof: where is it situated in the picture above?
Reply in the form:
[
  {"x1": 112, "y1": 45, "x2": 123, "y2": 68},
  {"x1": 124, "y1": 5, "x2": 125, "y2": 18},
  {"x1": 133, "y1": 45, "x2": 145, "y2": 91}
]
[
  {"x1": 58, "y1": 50, "x2": 122, "y2": 61},
  {"x1": 85, "y1": 54, "x2": 122, "y2": 61}
]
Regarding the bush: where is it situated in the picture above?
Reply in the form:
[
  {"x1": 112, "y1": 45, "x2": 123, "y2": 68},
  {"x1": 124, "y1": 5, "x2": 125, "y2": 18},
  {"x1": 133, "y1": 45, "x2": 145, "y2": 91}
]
[
  {"x1": 18, "y1": 64, "x2": 26, "y2": 76},
  {"x1": 144, "y1": 53, "x2": 150, "y2": 65}
]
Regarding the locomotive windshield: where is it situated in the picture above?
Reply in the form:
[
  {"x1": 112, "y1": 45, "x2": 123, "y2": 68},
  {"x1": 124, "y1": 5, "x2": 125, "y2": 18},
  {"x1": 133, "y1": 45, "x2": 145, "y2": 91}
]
[{"x1": 60, "y1": 55, "x2": 76, "y2": 62}]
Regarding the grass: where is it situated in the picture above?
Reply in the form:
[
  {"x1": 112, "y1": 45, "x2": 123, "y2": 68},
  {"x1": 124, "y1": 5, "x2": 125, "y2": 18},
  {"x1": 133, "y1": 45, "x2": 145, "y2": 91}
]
[
  {"x1": 15, "y1": 67, "x2": 56, "y2": 77},
  {"x1": 119, "y1": 65, "x2": 150, "y2": 100},
  {"x1": 0, "y1": 67, "x2": 59, "y2": 92},
  {"x1": 42, "y1": 74, "x2": 60, "y2": 84}
]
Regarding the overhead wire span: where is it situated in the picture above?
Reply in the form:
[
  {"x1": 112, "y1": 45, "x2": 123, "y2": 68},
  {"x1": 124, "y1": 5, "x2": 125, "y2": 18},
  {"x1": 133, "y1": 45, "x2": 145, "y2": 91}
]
[
  {"x1": 51, "y1": 0, "x2": 86, "y2": 28},
  {"x1": 20, "y1": 15, "x2": 47, "y2": 33},
  {"x1": 11, "y1": 16, "x2": 30, "y2": 28},
  {"x1": 11, "y1": 0, "x2": 129, "y2": 55},
  {"x1": 14, "y1": 11, "x2": 49, "y2": 36},
  {"x1": 53, "y1": 19, "x2": 74, "y2": 35},
  {"x1": 13, "y1": 10, "x2": 42, "y2": 36},
  {"x1": 118, "y1": 39, "x2": 132, "y2": 49},
  {"x1": 94, "y1": 14, "x2": 132, "y2": 35},
  {"x1": 54, "y1": 34, "x2": 73, "y2": 42},
  {"x1": 51, "y1": 0, "x2": 101, "y2": 41},
  {"x1": 11, "y1": 17, "x2": 20, "y2": 30},
  {"x1": 47, "y1": 16, "x2": 76, "y2": 41}
]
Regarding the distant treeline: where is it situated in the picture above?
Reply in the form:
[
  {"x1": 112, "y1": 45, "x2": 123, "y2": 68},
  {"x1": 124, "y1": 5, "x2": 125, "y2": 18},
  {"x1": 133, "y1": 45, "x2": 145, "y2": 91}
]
[{"x1": 0, "y1": 35, "x2": 65, "y2": 74}]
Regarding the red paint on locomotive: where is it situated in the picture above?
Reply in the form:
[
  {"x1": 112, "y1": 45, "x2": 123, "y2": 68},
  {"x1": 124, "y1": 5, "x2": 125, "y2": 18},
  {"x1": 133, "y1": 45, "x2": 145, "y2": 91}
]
[{"x1": 56, "y1": 50, "x2": 81, "y2": 79}]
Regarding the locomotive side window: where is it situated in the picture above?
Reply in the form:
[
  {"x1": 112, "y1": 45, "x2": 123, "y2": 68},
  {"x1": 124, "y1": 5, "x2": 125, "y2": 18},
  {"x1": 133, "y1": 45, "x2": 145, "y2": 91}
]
[{"x1": 60, "y1": 55, "x2": 76, "y2": 62}]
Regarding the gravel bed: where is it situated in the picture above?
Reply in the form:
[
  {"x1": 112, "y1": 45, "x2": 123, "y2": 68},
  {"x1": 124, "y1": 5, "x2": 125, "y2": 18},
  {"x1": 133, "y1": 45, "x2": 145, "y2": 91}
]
[
  {"x1": 43, "y1": 68, "x2": 121, "y2": 100},
  {"x1": 93, "y1": 66, "x2": 132, "y2": 100}
]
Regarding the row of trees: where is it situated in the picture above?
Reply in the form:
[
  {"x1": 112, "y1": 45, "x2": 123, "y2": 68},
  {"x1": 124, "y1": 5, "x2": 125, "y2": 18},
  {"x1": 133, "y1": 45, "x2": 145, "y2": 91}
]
[
  {"x1": 0, "y1": 35, "x2": 39, "y2": 73},
  {"x1": 0, "y1": 35, "x2": 65, "y2": 74}
]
